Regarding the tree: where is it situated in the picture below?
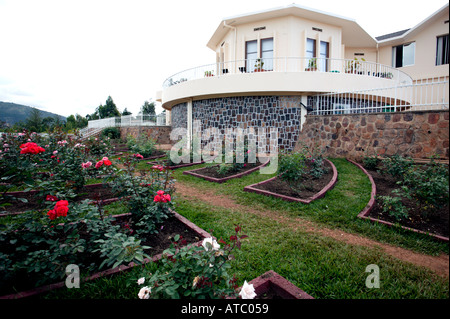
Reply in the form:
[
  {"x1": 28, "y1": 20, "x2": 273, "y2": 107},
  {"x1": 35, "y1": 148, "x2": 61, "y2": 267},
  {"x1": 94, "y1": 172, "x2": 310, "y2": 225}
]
[
  {"x1": 122, "y1": 108, "x2": 132, "y2": 116},
  {"x1": 25, "y1": 108, "x2": 43, "y2": 132},
  {"x1": 96, "y1": 96, "x2": 121, "y2": 119},
  {"x1": 141, "y1": 100, "x2": 155, "y2": 115}
]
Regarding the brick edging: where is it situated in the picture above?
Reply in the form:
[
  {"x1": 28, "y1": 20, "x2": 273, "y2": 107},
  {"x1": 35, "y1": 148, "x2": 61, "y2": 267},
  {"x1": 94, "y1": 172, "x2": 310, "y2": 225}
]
[
  {"x1": 347, "y1": 158, "x2": 449, "y2": 242},
  {"x1": 243, "y1": 159, "x2": 337, "y2": 204}
]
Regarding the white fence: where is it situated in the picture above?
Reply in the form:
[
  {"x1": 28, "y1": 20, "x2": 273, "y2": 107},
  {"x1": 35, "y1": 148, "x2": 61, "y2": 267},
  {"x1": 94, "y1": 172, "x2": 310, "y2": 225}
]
[
  {"x1": 162, "y1": 57, "x2": 413, "y2": 88},
  {"x1": 87, "y1": 114, "x2": 167, "y2": 129},
  {"x1": 309, "y1": 77, "x2": 449, "y2": 115}
]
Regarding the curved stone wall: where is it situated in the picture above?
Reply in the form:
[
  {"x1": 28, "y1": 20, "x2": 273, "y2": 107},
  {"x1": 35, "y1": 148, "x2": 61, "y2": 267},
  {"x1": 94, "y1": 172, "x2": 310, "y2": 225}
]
[
  {"x1": 171, "y1": 96, "x2": 303, "y2": 152},
  {"x1": 171, "y1": 102, "x2": 187, "y2": 129}
]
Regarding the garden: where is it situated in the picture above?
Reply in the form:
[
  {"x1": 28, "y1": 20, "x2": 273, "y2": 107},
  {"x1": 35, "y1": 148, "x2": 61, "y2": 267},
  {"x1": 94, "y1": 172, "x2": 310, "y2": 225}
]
[{"x1": 0, "y1": 129, "x2": 448, "y2": 300}]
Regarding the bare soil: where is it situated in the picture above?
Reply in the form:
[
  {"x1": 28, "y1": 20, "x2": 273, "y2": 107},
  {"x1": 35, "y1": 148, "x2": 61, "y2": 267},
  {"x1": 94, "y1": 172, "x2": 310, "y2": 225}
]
[
  {"x1": 366, "y1": 168, "x2": 449, "y2": 238},
  {"x1": 252, "y1": 160, "x2": 333, "y2": 199},
  {"x1": 0, "y1": 184, "x2": 118, "y2": 214},
  {"x1": 191, "y1": 163, "x2": 260, "y2": 179}
]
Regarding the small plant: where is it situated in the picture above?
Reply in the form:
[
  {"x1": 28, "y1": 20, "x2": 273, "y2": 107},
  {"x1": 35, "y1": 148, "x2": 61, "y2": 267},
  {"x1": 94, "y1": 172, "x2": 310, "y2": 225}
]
[
  {"x1": 204, "y1": 70, "x2": 214, "y2": 77},
  {"x1": 306, "y1": 58, "x2": 317, "y2": 70},
  {"x1": 134, "y1": 225, "x2": 250, "y2": 299},
  {"x1": 94, "y1": 232, "x2": 151, "y2": 269},
  {"x1": 363, "y1": 154, "x2": 380, "y2": 170},
  {"x1": 380, "y1": 154, "x2": 413, "y2": 179},
  {"x1": 254, "y1": 58, "x2": 264, "y2": 71}
]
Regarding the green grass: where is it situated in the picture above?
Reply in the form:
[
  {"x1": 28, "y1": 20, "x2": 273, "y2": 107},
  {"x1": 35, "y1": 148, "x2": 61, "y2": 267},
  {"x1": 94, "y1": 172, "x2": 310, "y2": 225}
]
[{"x1": 9, "y1": 157, "x2": 450, "y2": 299}]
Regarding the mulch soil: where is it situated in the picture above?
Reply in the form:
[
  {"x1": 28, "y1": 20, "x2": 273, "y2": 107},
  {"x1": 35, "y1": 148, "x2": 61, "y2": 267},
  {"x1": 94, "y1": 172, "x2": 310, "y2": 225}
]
[
  {"x1": 193, "y1": 163, "x2": 261, "y2": 179},
  {"x1": 0, "y1": 184, "x2": 118, "y2": 214},
  {"x1": 252, "y1": 160, "x2": 333, "y2": 199},
  {"x1": 365, "y1": 166, "x2": 449, "y2": 238}
]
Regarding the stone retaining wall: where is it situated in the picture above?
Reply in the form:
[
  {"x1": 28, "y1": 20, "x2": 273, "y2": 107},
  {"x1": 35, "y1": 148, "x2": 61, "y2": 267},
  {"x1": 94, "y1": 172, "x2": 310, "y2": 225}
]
[
  {"x1": 295, "y1": 110, "x2": 449, "y2": 160},
  {"x1": 120, "y1": 126, "x2": 172, "y2": 145}
]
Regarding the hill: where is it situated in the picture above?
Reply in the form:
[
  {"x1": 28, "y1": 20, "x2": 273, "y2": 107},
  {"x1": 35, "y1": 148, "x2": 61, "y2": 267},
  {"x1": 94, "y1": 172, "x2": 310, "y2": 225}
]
[{"x1": 0, "y1": 101, "x2": 66, "y2": 125}]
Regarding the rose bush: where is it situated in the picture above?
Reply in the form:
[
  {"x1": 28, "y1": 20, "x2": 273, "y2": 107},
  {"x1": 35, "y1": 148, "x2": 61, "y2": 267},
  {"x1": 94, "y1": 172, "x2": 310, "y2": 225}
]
[{"x1": 134, "y1": 225, "x2": 253, "y2": 299}]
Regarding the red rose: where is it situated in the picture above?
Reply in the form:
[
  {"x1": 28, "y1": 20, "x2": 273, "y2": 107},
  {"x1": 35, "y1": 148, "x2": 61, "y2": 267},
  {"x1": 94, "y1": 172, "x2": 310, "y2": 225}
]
[
  {"x1": 55, "y1": 200, "x2": 69, "y2": 207},
  {"x1": 157, "y1": 190, "x2": 165, "y2": 196},
  {"x1": 55, "y1": 205, "x2": 69, "y2": 217},
  {"x1": 103, "y1": 159, "x2": 112, "y2": 166},
  {"x1": 95, "y1": 160, "x2": 104, "y2": 168},
  {"x1": 153, "y1": 195, "x2": 161, "y2": 202},
  {"x1": 47, "y1": 209, "x2": 57, "y2": 220},
  {"x1": 46, "y1": 195, "x2": 58, "y2": 202}
]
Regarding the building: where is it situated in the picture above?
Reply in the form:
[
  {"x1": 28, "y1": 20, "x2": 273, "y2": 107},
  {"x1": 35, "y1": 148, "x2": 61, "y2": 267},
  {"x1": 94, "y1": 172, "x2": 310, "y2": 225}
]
[{"x1": 156, "y1": 3, "x2": 449, "y2": 152}]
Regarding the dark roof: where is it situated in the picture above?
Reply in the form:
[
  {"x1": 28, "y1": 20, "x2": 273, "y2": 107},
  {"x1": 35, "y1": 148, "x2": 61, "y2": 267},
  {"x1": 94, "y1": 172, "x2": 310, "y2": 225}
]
[{"x1": 375, "y1": 29, "x2": 410, "y2": 41}]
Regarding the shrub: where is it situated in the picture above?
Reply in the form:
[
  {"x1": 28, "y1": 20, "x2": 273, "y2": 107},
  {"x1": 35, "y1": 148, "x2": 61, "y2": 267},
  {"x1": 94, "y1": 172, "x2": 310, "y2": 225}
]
[
  {"x1": 101, "y1": 127, "x2": 121, "y2": 140},
  {"x1": 363, "y1": 154, "x2": 380, "y2": 170},
  {"x1": 380, "y1": 154, "x2": 413, "y2": 179}
]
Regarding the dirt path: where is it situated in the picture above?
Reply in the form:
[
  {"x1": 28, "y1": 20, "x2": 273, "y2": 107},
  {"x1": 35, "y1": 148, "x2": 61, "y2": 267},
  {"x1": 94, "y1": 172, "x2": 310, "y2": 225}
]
[{"x1": 175, "y1": 181, "x2": 449, "y2": 278}]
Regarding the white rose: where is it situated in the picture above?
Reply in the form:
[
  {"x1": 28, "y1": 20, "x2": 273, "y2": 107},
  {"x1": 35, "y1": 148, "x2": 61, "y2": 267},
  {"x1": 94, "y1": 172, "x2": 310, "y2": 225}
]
[
  {"x1": 202, "y1": 237, "x2": 220, "y2": 251},
  {"x1": 138, "y1": 286, "x2": 151, "y2": 299},
  {"x1": 239, "y1": 281, "x2": 257, "y2": 299},
  {"x1": 137, "y1": 277, "x2": 145, "y2": 285}
]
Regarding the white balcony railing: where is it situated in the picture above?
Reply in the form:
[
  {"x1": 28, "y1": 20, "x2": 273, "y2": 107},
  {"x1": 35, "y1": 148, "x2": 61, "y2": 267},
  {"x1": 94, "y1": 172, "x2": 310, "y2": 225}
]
[
  {"x1": 309, "y1": 77, "x2": 449, "y2": 114},
  {"x1": 162, "y1": 57, "x2": 413, "y2": 88}
]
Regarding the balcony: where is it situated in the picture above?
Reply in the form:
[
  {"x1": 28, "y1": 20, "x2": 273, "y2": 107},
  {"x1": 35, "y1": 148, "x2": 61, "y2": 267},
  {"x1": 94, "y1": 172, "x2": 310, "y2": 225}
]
[{"x1": 159, "y1": 57, "x2": 412, "y2": 110}]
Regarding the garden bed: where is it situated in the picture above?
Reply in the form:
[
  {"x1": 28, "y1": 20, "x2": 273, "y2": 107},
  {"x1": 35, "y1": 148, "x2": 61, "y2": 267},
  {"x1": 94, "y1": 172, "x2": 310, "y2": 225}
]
[
  {"x1": 0, "y1": 210, "x2": 211, "y2": 299},
  {"x1": 248, "y1": 270, "x2": 314, "y2": 299},
  {"x1": 348, "y1": 159, "x2": 449, "y2": 241},
  {"x1": 0, "y1": 183, "x2": 119, "y2": 216},
  {"x1": 243, "y1": 159, "x2": 337, "y2": 203},
  {"x1": 183, "y1": 160, "x2": 269, "y2": 183}
]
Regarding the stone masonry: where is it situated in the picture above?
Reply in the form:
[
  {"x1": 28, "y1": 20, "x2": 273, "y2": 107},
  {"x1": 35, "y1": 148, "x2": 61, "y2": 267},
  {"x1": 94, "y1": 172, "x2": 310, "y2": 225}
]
[
  {"x1": 120, "y1": 126, "x2": 172, "y2": 145},
  {"x1": 295, "y1": 110, "x2": 449, "y2": 160},
  {"x1": 171, "y1": 96, "x2": 303, "y2": 152}
]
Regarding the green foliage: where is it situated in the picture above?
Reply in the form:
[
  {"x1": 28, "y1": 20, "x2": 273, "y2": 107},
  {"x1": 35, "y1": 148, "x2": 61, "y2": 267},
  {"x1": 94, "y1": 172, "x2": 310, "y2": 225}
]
[
  {"x1": 101, "y1": 127, "x2": 121, "y2": 140},
  {"x1": 379, "y1": 189, "x2": 410, "y2": 221},
  {"x1": 380, "y1": 154, "x2": 414, "y2": 179},
  {"x1": 277, "y1": 150, "x2": 307, "y2": 182},
  {"x1": 363, "y1": 154, "x2": 380, "y2": 170},
  {"x1": 135, "y1": 227, "x2": 247, "y2": 299},
  {"x1": 126, "y1": 134, "x2": 156, "y2": 158},
  {"x1": 94, "y1": 232, "x2": 151, "y2": 269},
  {"x1": 141, "y1": 100, "x2": 156, "y2": 115}
]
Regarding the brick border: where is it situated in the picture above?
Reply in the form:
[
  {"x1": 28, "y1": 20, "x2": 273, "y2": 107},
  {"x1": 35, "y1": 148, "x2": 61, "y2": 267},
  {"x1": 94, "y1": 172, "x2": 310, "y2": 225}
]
[
  {"x1": 248, "y1": 270, "x2": 314, "y2": 299},
  {"x1": 347, "y1": 158, "x2": 449, "y2": 242},
  {"x1": 183, "y1": 160, "x2": 270, "y2": 183},
  {"x1": 243, "y1": 159, "x2": 337, "y2": 204},
  {"x1": 0, "y1": 209, "x2": 211, "y2": 299}
]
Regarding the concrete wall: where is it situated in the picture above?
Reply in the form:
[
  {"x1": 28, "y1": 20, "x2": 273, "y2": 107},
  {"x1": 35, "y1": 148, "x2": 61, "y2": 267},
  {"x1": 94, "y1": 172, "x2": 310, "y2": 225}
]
[{"x1": 295, "y1": 110, "x2": 449, "y2": 160}]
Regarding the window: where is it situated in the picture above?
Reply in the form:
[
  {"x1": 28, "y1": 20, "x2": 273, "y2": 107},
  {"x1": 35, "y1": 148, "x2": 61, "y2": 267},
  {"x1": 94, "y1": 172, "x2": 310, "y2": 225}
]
[
  {"x1": 261, "y1": 38, "x2": 273, "y2": 71},
  {"x1": 306, "y1": 38, "x2": 316, "y2": 59},
  {"x1": 246, "y1": 40, "x2": 258, "y2": 72},
  {"x1": 392, "y1": 42, "x2": 415, "y2": 67},
  {"x1": 436, "y1": 34, "x2": 449, "y2": 65},
  {"x1": 319, "y1": 41, "x2": 329, "y2": 71}
]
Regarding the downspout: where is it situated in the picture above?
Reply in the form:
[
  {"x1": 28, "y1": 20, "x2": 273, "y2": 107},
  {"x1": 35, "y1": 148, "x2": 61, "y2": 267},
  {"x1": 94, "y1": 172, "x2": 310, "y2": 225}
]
[{"x1": 223, "y1": 21, "x2": 237, "y2": 69}]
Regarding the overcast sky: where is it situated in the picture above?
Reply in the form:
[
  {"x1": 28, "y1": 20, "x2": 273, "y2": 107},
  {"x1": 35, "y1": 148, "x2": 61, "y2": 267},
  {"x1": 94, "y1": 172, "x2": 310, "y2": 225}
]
[{"x1": 0, "y1": 0, "x2": 447, "y2": 118}]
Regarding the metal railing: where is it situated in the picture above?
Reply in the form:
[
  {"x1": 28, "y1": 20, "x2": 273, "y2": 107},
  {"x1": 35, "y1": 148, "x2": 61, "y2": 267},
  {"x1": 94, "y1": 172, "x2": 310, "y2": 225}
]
[
  {"x1": 86, "y1": 114, "x2": 168, "y2": 130},
  {"x1": 308, "y1": 77, "x2": 449, "y2": 115},
  {"x1": 162, "y1": 57, "x2": 413, "y2": 88}
]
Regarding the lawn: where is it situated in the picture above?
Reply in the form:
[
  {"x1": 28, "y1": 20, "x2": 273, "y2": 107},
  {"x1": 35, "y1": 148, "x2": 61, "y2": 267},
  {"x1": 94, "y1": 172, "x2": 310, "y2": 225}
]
[{"x1": 43, "y1": 157, "x2": 449, "y2": 299}]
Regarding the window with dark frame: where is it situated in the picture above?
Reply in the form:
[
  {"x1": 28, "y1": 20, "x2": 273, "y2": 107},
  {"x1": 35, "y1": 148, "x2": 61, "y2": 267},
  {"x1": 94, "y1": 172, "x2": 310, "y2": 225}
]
[
  {"x1": 261, "y1": 38, "x2": 273, "y2": 71},
  {"x1": 436, "y1": 34, "x2": 449, "y2": 65},
  {"x1": 392, "y1": 42, "x2": 415, "y2": 67},
  {"x1": 246, "y1": 40, "x2": 258, "y2": 72}
]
